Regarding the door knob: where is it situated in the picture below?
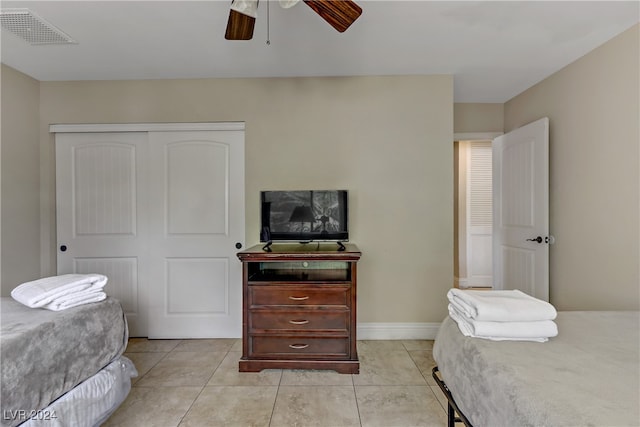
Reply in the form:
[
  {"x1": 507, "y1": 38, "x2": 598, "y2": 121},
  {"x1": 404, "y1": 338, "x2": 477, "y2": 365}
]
[
  {"x1": 526, "y1": 236, "x2": 551, "y2": 244},
  {"x1": 60, "y1": 245, "x2": 67, "y2": 252},
  {"x1": 235, "y1": 242, "x2": 242, "y2": 249}
]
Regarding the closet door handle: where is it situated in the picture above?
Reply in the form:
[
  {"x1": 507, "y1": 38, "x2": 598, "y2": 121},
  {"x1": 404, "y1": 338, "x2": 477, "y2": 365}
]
[
  {"x1": 288, "y1": 296, "x2": 309, "y2": 301},
  {"x1": 289, "y1": 319, "x2": 309, "y2": 325}
]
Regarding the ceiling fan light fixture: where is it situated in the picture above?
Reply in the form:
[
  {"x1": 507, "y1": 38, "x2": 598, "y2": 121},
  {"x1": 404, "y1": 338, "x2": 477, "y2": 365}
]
[
  {"x1": 224, "y1": 0, "x2": 361, "y2": 41},
  {"x1": 230, "y1": 0, "x2": 259, "y2": 18}
]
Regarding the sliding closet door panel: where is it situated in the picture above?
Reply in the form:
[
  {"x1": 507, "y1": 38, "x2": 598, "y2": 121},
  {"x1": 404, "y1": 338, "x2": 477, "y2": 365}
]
[
  {"x1": 166, "y1": 142, "x2": 228, "y2": 235},
  {"x1": 147, "y1": 131, "x2": 244, "y2": 338},
  {"x1": 166, "y1": 258, "x2": 228, "y2": 313},
  {"x1": 74, "y1": 257, "x2": 139, "y2": 313},
  {"x1": 55, "y1": 132, "x2": 149, "y2": 336}
]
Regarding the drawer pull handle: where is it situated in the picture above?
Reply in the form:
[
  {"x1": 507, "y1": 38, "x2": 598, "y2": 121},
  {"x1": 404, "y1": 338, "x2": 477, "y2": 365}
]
[
  {"x1": 288, "y1": 296, "x2": 309, "y2": 301},
  {"x1": 289, "y1": 319, "x2": 309, "y2": 325},
  {"x1": 289, "y1": 344, "x2": 309, "y2": 350}
]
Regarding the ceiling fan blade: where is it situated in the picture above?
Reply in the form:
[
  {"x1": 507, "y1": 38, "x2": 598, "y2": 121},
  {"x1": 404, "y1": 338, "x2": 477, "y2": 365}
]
[
  {"x1": 225, "y1": 7, "x2": 256, "y2": 40},
  {"x1": 303, "y1": 0, "x2": 362, "y2": 33}
]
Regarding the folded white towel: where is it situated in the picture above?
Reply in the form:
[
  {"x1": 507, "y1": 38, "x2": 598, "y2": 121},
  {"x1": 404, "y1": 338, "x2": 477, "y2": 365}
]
[
  {"x1": 43, "y1": 291, "x2": 107, "y2": 311},
  {"x1": 448, "y1": 304, "x2": 558, "y2": 342},
  {"x1": 11, "y1": 274, "x2": 108, "y2": 309},
  {"x1": 447, "y1": 288, "x2": 557, "y2": 322}
]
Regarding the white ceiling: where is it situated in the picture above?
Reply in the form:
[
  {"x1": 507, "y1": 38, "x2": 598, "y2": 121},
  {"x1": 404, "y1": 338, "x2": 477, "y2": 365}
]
[{"x1": 1, "y1": 1, "x2": 638, "y2": 102}]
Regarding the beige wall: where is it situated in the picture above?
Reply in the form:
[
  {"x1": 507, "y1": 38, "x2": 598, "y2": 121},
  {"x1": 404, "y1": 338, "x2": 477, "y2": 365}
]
[
  {"x1": 505, "y1": 24, "x2": 640, "y2": 310},
  {"x1": 1, "y1": 65, "x2": 41, "y2": 295},
  {"x1": 454, "y1": 103, "x2": 504, "y2": 134},
  {"x1": 36, "y1": 75, "x2": 454, "y2": 323}
]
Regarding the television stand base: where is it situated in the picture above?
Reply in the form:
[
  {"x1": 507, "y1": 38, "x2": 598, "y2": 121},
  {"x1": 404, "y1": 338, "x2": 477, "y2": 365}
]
[
  {"x1": 262, "y1": 241, "x2": 272, "y2": 252},
  {"x1": 337, "y1": 241, "x2": 346, "y2": 251}
]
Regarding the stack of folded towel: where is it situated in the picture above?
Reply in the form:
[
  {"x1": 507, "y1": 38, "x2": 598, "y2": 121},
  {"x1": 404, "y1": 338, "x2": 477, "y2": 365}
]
[
  {"x1": 447, "y1": 288, "x2": 558, "y2": 342},
  {"x1": 11, "y1": 274, "x2": 108, "y2": 311}
]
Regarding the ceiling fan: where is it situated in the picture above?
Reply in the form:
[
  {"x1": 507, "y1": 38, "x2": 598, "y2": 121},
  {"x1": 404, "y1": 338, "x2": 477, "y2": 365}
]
[{"x1": 225, "y1": 0, "x2": 362, "y2": 40}]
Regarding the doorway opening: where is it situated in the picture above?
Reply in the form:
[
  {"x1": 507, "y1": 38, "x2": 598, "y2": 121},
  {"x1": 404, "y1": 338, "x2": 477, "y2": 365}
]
[
  {"x1": 454, "y1": 138, "x2": 494, "y2": 289},
  {"x1": 453, "y1": 120, "x2": 549, "y2": 299}
]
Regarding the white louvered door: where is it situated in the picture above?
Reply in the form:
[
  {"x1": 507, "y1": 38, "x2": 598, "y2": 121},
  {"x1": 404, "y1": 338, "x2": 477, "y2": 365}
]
[{"x1": 466, "y1": 141, "x2": 493, "y2": 287}]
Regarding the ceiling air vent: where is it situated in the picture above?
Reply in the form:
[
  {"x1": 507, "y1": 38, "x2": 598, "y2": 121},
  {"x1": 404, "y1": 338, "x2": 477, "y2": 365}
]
[{"x1": 0, "y1": 8, "x2": 76, "y2": 45}]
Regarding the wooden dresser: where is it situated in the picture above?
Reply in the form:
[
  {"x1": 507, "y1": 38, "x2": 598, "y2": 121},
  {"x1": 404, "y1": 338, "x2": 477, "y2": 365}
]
[{"x1": 237, "y1": 243, "x2": 361, "y2": 374}]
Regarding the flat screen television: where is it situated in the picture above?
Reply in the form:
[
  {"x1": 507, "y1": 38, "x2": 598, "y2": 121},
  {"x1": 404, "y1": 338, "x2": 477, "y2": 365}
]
[{"x1": 260, "y1": 190, "x2": 349, "y2": 245}]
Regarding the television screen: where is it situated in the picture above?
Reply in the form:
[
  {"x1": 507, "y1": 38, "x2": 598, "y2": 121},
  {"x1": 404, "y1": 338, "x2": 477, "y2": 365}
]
[{"x1": 260, "y1": 190, "x2": 348, "y2": 242}]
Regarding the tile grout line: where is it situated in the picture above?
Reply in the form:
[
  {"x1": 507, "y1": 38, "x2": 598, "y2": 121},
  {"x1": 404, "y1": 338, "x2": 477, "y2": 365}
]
[
  {"x1": 351, "y1": 371, "x2": 363, "y2": 427},
  {"x1": 175, "y1": 342, "x2": 233, "y2": 426},
  {"x1": 267, "y1": 368, "x2": 284, "y2": 426},
  {"x1": 126, "y1": 347, "x2": 172, "y2": 386},
  {"x1": 127, "y1": 339, "x2": 184, "y2": 387},
  {"x1": 172, "y1": 340, "x2": 204, "y2": 427},
  {"x1": 402, "y1": 341, "x2": 448, "y2": 418}
]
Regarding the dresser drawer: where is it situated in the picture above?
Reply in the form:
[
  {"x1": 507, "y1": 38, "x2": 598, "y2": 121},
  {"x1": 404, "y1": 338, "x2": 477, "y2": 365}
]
[
  {"x1": 249, "y1": 336, "x2": 349, "y2": 358},
  {"x1": 250, "y1": 310, "x2": 349, "y2": 332},
  {"x1": 250, "y1": 286, "x2": 349, "y2": 306}
]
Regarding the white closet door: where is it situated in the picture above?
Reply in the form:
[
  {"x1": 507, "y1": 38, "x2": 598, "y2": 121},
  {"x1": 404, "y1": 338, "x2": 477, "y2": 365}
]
[
  {"x1": 56, "y1": 132, "x2": 149, "y2": 336},
  {"x1": 55, "y1": 124, "x2": 245, "y2": 338},
  {"x1": 146, "y1": 131, "x2": 245, "y2": 338}
]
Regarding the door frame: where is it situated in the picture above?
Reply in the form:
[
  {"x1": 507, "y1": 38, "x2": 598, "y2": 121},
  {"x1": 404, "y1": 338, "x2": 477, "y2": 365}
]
[
  {"x1": 454, "y1": 132, "x2": 502, "y2": 288},
  {"x1": 50, "y1": 122, "x2": 245, "y2": 133}
]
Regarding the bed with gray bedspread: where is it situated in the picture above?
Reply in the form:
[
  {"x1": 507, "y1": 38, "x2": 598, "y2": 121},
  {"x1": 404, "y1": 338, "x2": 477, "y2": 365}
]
[
  {"x1": 1, "y1": 297, "x2": 129, "y2": 426},
  {"x1": 433, "y1": 311, "x2": 640, "y2": 427}
]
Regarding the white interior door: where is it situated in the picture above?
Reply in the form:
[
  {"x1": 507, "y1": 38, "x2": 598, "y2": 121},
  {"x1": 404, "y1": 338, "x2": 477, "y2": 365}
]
[
  {"x1": 493, "y1": 117, "x2": 549, "y2": 301},
  {"x1": 146, "y1": 130, "x2": 245, "y2": 338},
  {"x1": 56, "y1": 132, "x2": 149, "y2": 336}
]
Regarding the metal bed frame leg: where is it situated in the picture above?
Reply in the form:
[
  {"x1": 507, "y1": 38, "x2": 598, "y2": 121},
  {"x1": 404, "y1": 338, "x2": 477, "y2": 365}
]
[
  {"x1": 447, "y1": 401, "x2": 457, "y2": 427},
  {"x1": 432, "y1": 366, "x2": 474, "y2": 427}
]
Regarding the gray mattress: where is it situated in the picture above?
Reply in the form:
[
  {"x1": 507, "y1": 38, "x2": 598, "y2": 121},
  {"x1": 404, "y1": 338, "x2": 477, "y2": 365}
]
[
  {"x1": 1, "y1": 297, "x2": 128, "y2": 427},
  {"x1": 433, "y1": 311, "x2": 640, "y2": 427}
]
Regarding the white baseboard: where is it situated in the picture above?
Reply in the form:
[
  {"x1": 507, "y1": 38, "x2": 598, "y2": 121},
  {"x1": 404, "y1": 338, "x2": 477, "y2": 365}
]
[{"x1": 357, "y1": 322, "x2": 441, "y2": 340}]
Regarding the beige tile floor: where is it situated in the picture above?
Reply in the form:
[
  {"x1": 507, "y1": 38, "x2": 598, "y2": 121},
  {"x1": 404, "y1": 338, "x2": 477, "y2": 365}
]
[{"x1": 104, "y1": 339, "x2": 449, "y2": 427}]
